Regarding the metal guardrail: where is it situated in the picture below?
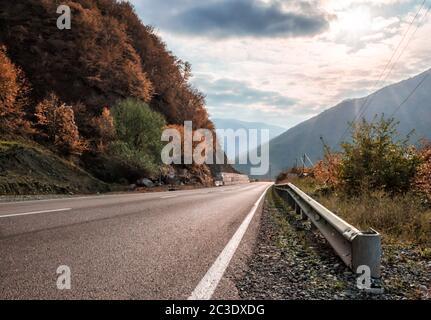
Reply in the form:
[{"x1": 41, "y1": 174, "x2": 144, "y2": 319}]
[{"x1": 275, "y1": 183, "x2": 382, "y2": 279}]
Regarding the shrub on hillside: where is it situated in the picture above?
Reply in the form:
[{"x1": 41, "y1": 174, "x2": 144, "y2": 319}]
[
  {"x1": 314, "y1": 151, "x2": 341, "y2": 190},
  {"x1": 338, "y1": 117, "x2": 420, "y2": 194},
  {"x1": 415, "y1": 141, "x2": 431, "y2": 203},
  {"x1": 0, "y1": 45, "x2": 31, "y2": 135},
  {"x1": 35, "y1": 93, "x2": 87, "y2": 154},
  {"x1": 92, "y1": 107, "x2": 116, "y2": 152},
  {"x1": 110, "y1": 99, "x2": 165, "y2": 175}
]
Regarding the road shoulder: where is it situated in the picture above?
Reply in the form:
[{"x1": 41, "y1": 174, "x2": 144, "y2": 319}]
[
  {"x1": 224, "y1": 188, "x2": 431, "y2": 300},
  {"x1": 211, "y1": 189, "x2": 267, "y2": 300}
]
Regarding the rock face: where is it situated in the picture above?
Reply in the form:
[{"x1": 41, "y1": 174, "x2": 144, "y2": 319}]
[{"x1": 156, "y1": 165, "x2": 215, "y2": 187}]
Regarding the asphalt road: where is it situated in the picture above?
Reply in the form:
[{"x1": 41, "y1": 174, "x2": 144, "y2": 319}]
[{"x1": 0, "y1": 182, "x2": 271, "y2": 299}]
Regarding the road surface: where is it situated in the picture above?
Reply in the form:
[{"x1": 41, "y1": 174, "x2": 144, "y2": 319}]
[{"x1": 0, "y1": 182, "x2": 271, "y2": 299}]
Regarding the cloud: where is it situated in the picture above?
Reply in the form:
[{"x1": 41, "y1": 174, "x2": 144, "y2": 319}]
[
  {"x1": 190, "y1": 76, "x2": 307, "y2": 127},
  {"x1": 130, "y1": 0, "x2": 431, "y2": 128},
  {"x1": 152, "y1": 0, "x2": 332, "y2": 38},
  {"x1": 194, "y1": 76, "x2": 296, "y2": 108}
]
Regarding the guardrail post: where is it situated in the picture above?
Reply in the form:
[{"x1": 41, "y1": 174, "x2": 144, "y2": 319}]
[
  {"x1": 288, "y1": 194, "x2": 295, "y2": 208},
  {"x1": 295, "y1": 203, "x2": 301, "y2": 216},
  {"x1": 277, "y1": 189, "x2": 293, "y2": 208},
  {"x1": 352, "y1": 230, "x2": 382, "y2": 279},
  {"x1": 295, "y1": 203, "x2": 308, "y2": 221},
  {"x1": 300, "y1": 208, "x2": 308, "y2": 221}
]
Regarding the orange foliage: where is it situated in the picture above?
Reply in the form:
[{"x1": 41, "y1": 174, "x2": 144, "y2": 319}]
[
  {"x1": 69, "y1": 2, "x2": 154, "y2": 103},
  {"x1": 35, "y1": 93, "x2": 87, "y2": 154},
  {"x1": 0, "y1": 45, "x2": 31, "y2": 134},
  {"x1": 165, "y1": 124, "x2": 215, "y2": 166},
  {"x1": 0, "y1": 0, "x2": 213, "y2": 136},
  {"x1": 415, "y1": 142, "x2": 431, "y2": 201},
  {"x1": 92, "y1": 107, "x2": 116, "y2": 152},
  {"x1": 313, "y1": 152, "x2": 341, "y2": 189}
]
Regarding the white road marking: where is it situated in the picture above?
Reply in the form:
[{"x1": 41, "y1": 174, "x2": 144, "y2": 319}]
[
  {"x1": 0, "y1": 193, "x2": 150, "y2": 205},
  {"x1": 0, "y1": 184, "x2": 257, "y2": 205},
  {"x1": 160, "y1": 195, "x2": 178, "y2": 199},
  {"x1": 188, "y1": 185, "x2": 272, "y2": 300},
  {"x1": 0, "y1": 208, "x2": 72, "y2": 219},
  {"x1": 0, "y1": 186, "x2": 227, "y2": 205}
]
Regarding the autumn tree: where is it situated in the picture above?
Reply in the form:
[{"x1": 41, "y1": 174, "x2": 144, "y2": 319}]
[
  {"x1": 92, "y1": 107, "x2": 116, "y2": 152},
  {"x1": 163, "y1": 124, "x2": 216, "y2": 166},
  {"x1": 414, "y1": 141, "x2": 431, "y2": 202},
  {"x1": 35, "y1": 93, "x2": 87, "y2": 154},
  {"x1": 0, "y1": 45, "x2": 31, "y2": 135},
  {"x1": 99, "y1": 1, "x2": 214, "y2": 129},
  {"x1": 0, "y1": 0, "x2": 153, "y2": 117},
  {"x1": 0, "y1": 0, "x2": 215, "y2": 133}
]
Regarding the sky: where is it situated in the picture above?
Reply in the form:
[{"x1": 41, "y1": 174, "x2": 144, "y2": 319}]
[{"x1": 130, "y1": 0, "x2": 431, "y2": 129}]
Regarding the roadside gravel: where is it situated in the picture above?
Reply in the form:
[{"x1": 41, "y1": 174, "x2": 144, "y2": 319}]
[{"x1": 235, "y1": 188, "x2": 431, "y2": 300}]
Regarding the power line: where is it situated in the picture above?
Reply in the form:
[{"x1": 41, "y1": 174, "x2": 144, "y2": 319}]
[
  {"x1": 304, "y1": 153, "x2": 314, "y2": 167},
  {"x1": 339, "y1": 1, "x2": 427, "y2": 140},
  {"x1": 377, "y1": 4, "x2": 431, "y2": 93},
  {"x1": 389, "y1": 71, "x2": 430, "y2": 118},
  {"x1": 337, "y1": 1, "x2": 428, "y2": 144}
]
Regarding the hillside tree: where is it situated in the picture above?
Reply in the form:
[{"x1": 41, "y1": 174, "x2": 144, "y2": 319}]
[{"x1": 35, "y1": 93, "x2": 87, "y2": 154}]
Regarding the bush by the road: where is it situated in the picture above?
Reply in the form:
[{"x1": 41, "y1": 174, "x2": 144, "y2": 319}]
[
  {"x1": 280, "y1": 117, "x2": 431, "y2": 246},
  {"x1": 415, "y1": 142, "x2": 431, "y2": 203},
  {"x1": 110, "y1": 99, "x2": 166, "y2": 176},
  {"x1": 0, "y1": 46, "x2": 31, "y2": 135},
  {"x1": 338, "y1": 117, "x2": 420, "y2": 195}
]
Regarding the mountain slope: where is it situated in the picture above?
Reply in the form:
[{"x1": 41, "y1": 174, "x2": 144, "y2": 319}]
[
  {"x1": 238, "y1": 69, "x2": 431, "y2": 178},
  {"x1": 0, "y1": 0, "x2": 213, "y2": 133}
]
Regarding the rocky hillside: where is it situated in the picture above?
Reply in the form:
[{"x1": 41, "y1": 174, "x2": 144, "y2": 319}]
[{"x1": 0, "y1": 141, "x2": 109, "y2": 195}]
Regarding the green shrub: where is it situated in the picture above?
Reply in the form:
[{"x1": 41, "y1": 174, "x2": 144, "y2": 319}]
[
  {"x1": 339, "y1": 116, "x2": 420, "y2": 194},
  {"x1": 110, "y1": 99, "x2": 166, "y2": 175}
]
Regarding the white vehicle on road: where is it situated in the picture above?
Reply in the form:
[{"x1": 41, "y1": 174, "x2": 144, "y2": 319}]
[{"x1": 214, "y1": 180, "x2": 224, "y2": 187}]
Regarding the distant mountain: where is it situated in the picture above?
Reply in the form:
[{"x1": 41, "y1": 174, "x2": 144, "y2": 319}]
[
  {"x1": 237, "y1": 68, "x2": 431, "y2": 178},
  {"x1": 212, "y1": 118, "x2": 286, "y2": 160}
]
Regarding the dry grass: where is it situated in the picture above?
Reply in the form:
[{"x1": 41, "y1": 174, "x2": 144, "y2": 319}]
[
  {"x1": 288, "y1": 177, "x2": 431, "y2": 247},
  {"x1": 317, "y1": 192, "x2": 430, "y2": 246}
]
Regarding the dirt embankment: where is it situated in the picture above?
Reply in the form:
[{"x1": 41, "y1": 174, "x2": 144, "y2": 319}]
[{"x1": 0, "y1": 141, "x2": 110, "y2": 195}]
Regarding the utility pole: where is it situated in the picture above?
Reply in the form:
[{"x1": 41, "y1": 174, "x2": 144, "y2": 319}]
[
  {"x1": 302, "y1": 154, "x2": 306, "y2": 175},
  {"x1": 320, "y1": 135, "x2": 330, "y2": 156}
]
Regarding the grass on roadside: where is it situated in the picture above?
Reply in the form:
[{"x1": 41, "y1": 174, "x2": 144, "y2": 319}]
[{"x1": 287, "y1": 177, "x2": 431, "y2": 247}]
